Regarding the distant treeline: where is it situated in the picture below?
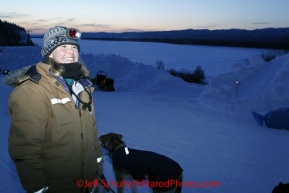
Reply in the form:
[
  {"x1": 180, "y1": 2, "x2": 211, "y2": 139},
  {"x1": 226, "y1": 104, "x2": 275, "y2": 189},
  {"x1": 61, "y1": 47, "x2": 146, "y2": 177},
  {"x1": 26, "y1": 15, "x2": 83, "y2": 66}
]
[
  {"x1": 0, "y1": 20, "x2": 33, "y2": 46},
  {"x1": 81, "y1": 37, "x2": 289, "y2": 51},
  {"x1": 82, "y1": 28, "x2": 289, "y2": 51}
]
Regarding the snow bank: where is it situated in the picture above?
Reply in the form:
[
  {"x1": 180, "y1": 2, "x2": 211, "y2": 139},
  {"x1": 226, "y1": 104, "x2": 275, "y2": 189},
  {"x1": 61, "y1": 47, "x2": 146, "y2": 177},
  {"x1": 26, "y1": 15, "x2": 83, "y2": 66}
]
[
  {"x1": 80, "y1": 54, "x2": 204, "y2": 96},
  {"x1": 200, "y1": 53, "x2": 289, "y2": 111}
]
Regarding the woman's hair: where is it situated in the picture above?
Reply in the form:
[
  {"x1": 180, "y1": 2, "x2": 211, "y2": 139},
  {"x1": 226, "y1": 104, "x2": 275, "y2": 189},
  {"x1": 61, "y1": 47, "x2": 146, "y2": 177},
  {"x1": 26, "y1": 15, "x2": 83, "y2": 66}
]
[{"x1": 44, "y1": 57, "x2": 65, "y2": 76}]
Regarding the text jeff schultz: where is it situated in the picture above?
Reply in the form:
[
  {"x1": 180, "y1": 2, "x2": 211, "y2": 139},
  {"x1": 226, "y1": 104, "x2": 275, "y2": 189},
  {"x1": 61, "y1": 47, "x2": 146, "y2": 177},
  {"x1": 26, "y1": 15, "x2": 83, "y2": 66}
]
[{"x1": 77, "y1": 179, "x2": 221, "y2": 189}]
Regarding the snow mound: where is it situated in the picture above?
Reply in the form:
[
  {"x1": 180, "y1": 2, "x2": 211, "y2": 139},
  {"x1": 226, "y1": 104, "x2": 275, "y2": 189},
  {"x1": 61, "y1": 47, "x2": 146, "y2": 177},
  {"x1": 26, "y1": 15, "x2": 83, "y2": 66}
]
[
  {"x1": 3, "y1": 46, "x2": 289, "y2": 110},
  {"x1": 81, "y1": 54, "x2": 203, "y2": 96},
  {"x1": 200, "y1": 53, "x2": 289, "y2": 110}
]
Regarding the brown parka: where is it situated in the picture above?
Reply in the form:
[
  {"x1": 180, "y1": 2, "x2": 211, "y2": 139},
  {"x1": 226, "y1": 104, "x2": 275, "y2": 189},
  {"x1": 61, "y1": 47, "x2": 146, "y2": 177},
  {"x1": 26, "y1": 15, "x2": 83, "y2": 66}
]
[{"x1": 6, "y1": 62, "x2": 103, "y2": 193}]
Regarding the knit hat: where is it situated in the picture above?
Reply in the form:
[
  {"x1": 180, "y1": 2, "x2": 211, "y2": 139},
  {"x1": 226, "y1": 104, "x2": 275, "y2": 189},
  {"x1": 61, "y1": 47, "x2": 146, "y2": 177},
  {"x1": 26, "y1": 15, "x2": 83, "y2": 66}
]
[{"x1": 41, "y1": 26, "x2": 81, "y2": 59}]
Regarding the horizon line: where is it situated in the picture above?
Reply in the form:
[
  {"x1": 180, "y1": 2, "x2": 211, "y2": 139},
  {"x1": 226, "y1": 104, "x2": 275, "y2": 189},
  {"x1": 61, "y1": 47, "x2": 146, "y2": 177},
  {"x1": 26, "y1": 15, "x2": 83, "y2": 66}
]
[{"x1": 29, "y1": 26, "x2": 289, "y2": 35}]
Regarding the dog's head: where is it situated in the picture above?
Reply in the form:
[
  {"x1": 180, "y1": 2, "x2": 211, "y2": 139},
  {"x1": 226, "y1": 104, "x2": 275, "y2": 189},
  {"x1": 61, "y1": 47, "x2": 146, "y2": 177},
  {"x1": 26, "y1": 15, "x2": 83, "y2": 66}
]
[
  {"x1": 99, "y1": 133, "x2": 125, "y2": 152},
  {"x1": 272, "y1": 182, "x2": 289, "y2": 193}
]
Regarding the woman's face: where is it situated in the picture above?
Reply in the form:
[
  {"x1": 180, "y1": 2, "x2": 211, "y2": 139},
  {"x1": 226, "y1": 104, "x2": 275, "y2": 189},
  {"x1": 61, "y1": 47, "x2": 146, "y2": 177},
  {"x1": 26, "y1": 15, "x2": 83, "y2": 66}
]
[{"x1": 49, "y1": 44, "x2": 79, "y2": 63}]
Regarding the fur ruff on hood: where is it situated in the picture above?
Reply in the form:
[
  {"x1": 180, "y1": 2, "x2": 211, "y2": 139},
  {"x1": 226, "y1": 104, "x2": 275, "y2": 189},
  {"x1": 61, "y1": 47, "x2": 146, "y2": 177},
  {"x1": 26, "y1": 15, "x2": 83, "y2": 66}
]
[{"x1": 3, "y1": 62, "x2": 91, "y2": 88}]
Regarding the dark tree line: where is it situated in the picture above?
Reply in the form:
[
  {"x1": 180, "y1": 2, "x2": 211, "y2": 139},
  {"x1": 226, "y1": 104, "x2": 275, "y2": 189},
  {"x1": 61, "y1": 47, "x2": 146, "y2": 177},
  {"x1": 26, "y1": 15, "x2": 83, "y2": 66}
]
[{"x1": 0, "y1": 20, "x2": 33, "y2": 46}]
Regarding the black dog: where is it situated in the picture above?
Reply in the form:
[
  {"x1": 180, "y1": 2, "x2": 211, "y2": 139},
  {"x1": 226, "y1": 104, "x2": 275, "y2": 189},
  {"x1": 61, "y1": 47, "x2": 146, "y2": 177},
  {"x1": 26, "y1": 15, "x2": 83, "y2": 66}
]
[
  {"x1": 99, "y1": 133, "x2": 183, "y2": 193},
  {"x1": 272, "y1": 182, "x2": 289, "y2": 193}
]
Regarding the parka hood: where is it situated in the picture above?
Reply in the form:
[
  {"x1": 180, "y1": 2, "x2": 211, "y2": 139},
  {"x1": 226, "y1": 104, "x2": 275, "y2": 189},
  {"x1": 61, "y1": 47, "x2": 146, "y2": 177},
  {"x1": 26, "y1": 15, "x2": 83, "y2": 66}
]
[
  {"x1": 3, "y1": 62, "x2": 91, "y2": 88},
  {"x1": 2, "y1": 66, "x2": 32, "y2": 88}
]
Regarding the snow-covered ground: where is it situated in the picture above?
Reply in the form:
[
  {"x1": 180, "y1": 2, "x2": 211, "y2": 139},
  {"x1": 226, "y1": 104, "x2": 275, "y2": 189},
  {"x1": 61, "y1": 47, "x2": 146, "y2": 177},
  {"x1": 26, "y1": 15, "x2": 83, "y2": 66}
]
[
  {"x1": 0, "y1": 45, "x2": 289, "y2": 193},
  {"x1": 31, "y1": 38, "x2": 267, "y2": 79}
]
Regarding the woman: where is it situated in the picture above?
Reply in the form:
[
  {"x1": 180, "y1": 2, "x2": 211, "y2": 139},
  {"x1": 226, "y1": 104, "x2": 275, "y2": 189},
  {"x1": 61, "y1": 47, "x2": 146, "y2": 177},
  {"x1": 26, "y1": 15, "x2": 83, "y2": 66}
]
[{"x1": 5, "y1": 26, "x2": 103, "y2": 193}]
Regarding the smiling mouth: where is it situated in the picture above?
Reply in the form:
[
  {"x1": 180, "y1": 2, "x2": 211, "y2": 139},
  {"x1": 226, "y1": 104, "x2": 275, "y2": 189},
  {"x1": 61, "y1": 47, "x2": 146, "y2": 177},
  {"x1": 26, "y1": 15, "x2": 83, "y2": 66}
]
[{"x1": 65, "y1": 58, "x2": 75, "y2": 62}]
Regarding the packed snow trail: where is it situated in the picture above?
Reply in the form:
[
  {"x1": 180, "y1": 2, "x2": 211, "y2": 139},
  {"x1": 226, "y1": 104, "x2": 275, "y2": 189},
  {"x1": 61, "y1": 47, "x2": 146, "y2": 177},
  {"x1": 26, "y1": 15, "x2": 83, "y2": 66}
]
[{"x1": 94, "y1": 90, "x2": 289, "y2": 193}]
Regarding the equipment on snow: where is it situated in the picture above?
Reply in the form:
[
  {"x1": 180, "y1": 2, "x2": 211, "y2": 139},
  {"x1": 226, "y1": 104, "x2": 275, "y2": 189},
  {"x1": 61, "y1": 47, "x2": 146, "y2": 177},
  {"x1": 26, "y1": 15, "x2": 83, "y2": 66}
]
[
  {"x1": 252, "y1": 107, "x2": 289, "y2": 130},
  {"x1": 91, "y1": 71, "x2": 107, "y2": 86},
  {"x1": 91, "y1": 71, "x2": 115, "y2": 92}
]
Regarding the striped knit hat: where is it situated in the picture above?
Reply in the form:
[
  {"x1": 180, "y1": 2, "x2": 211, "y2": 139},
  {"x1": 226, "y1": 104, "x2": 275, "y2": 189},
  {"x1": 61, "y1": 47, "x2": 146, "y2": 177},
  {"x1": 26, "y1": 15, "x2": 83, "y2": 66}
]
[{"x1": 41, "y1": 26, "x2": 81, "y2": 59}]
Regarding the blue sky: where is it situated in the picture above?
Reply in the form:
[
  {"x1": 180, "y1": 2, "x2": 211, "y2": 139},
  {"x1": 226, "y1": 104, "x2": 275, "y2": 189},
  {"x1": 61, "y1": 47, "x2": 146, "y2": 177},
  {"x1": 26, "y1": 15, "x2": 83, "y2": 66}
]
[{"x1": 0, "y1": 0, "x2": 288, "y2": 34}]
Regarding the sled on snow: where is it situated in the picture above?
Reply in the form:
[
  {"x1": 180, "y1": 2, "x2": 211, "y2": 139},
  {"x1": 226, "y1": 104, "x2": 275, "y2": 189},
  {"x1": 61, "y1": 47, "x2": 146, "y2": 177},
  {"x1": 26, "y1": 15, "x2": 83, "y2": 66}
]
[
  {"x1": 91, "y1": 71, "x2": 115, "y2": 92},
  {"x1": 252, "y1": 107, "x2": 289, "y2": 130}
]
